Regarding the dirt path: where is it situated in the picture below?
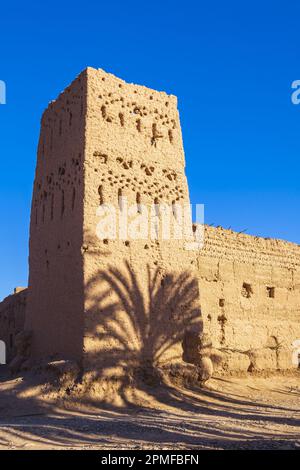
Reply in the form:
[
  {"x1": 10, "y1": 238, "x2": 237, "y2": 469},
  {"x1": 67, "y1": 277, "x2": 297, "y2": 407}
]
[{"x1": 0, "y1": 367, "x2": 299, "y2": 450}]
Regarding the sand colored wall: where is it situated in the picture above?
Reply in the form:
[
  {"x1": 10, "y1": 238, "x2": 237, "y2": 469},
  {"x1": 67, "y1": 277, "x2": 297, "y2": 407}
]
[
  {"x1": 24, "y1": 67, "x2": 299, "y2": 374},
  {"x1": 0, "y1": 289, "x2": 27, "y2": 363},
  {"x1": 25, "y1": 71, "x2": 87, "y2": 361},
  {"x1": 82, "y1": 68, "x2": 201, "y2": 376},
  {"x1": 197, "y1": 226, "x2": 300, "y2": 371},
  {"x1": 26, "y1": 67, "x2": 201, "y2": 371}
]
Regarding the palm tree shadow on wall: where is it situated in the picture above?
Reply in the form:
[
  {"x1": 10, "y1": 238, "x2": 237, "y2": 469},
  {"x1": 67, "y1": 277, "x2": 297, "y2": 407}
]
[{"x1": 82, "y1": 260, "x2": 202, "y2": 407}]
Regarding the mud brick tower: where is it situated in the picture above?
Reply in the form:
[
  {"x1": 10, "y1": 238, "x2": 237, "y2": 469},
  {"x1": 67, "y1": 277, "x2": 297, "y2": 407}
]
[{"x1": 25, "y1": 68, "x2": 201, "y2": 373}]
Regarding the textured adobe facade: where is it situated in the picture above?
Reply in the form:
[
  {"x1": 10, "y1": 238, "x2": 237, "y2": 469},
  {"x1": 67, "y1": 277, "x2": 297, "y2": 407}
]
[
  {"x1": 25, "y1": 72, "x2": 86, "y2": 360},
  {"x1": 0, "y1": 288, "x2": 27, "y2": 363},
  {"x1": 25, "y1": 67, "x2": 201, "y2": 374},
  {"x1": 197, "y1": 226, "x2": 300, "y2": 372},
  {"x1": 83, "y1": 68, "x2": 201, "y2": 375},
  {"x1": 3, "y1": 67, "x2": 298, "y2": 374}
]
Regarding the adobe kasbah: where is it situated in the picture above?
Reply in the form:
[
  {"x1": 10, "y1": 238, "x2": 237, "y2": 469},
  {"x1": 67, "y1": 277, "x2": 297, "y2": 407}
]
[{"x1": 1, "y1": 67, "x2": 300, "y2": 380}]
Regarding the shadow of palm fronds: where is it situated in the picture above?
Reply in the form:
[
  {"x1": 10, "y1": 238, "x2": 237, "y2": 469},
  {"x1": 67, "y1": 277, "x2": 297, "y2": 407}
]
[{"x1": 82, "y1": 260, "x2": 202, "y2": 401}]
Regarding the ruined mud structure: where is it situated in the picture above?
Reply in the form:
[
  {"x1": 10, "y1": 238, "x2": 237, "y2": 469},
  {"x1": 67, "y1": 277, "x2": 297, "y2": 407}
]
[
  {"x1": 1, "y1": 68, "x2": 300, "y2": 378},
  {"x1": 0, "y1": 288, "x2": 27, "y2": 364}
]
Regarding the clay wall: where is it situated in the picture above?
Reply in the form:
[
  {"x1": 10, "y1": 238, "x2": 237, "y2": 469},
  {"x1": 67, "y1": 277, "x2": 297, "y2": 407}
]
[
  {"x1": 24, "y1": 67, "x2": 299, "y2": 375},
  {"x1": 25, "y1": 71, "x2": 87, "y2": 361},
  {"x1": 0, "y1": 288, "x2": 27, "y2": 363},
  {"x1": 82, "y1": 68, "x2": 201, "y2": 375},
  {"x1": 197, "y1": 226, "x2": 300, "y2": 371},
  {"x1": 25, "y1": 67, "x2": 201, "y2": 372}
]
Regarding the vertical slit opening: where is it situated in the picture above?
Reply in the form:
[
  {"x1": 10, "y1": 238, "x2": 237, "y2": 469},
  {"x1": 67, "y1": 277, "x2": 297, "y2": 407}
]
[
  {"x1": 118, "y1": 188, "x2": 123, "y2": 211},
  {"x1": 98, "y1": 185, "x2": 104, "y2": 205},
  {"x1": 136, "y1": 192, "x2": 142, "y2": 213},
  {"x1": 72, "y1": 187, "x2": 76, "y2": 210},
  {"x1": 61, "y1": 190, "x2": 65, "y2": 217}
]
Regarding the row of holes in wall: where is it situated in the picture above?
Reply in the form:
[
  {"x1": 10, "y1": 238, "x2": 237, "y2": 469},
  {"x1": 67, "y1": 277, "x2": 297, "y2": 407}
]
[
  {"x1": 98, "y1": 179, "x2": 183, "y2": 202},
  {"x1": 216, "y1": 285, "x2": 275, "y2": 309},
  {"x1": 99, "y1": 93, "x2": 176, "y2": 146},
  {"x1": 98, "y1": 186, "x2": 183, "y2": 220},
  {"x1": 94, "y1": 152, "x2": 179, "y2": 182},
  {"x1": 36, "y1": 181, "x2": 185, "y2": 226},
  {"x1": 94, "y1": 154, "x2": 185, "y2": 242},
  {"x1": 96, "y1": 163, "x2": 184, "y2": 200},
  {"x1": 41, "y1": 88, "x2": 84, "y2": 153},
  {"x1": 34, "y1": 150, "x2": 183, "y2": 227},
  {"x1": 241, "y1": 283, "x2": 275, "y2": 299},
  {"x1": 94, "y1": 240, "x2": 163, "y2": 252},
  {"x1": 34, "y1": 156, "x2": 82, "y2": 226},
  {"x1": 35, "y1": 186, "x2": 76, "y2": 226}
]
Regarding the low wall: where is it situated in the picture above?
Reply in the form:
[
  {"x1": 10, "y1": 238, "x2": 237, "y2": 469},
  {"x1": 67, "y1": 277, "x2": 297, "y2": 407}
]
[
  {"x1": 0, "y1": 288, "x2": 27, "y2": 363},
  {"x1": 197, "y1": 226, "x2": 300, "y2": 373}
]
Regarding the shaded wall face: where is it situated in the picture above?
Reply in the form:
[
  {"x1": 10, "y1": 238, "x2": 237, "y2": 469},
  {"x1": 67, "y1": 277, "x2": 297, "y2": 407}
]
[
  {"x1": 26, "y1": 74, "x2": 87, "y2": 361},
  {"x1": 197, "y1": 226, "x2": 300, "y2": 356},
  {"x1": 0, "y1": 290, "x2": 27, "y2": 363},
  {"x1": 82, "y1": 68, "x2": 201, "y2": 373}
]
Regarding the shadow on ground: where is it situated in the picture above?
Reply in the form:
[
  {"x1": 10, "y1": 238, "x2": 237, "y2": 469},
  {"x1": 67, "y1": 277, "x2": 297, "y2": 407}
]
[
  {"x1": 0, "y1": 366, "x2": 300, "y2": 449},
  {"x1": 0, "y1": 260, "x2": 299, "y2": 449}
]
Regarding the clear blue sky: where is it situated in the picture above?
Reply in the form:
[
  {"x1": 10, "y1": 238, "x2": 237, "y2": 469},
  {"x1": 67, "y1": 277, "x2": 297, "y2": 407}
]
[{"x1": 0, "y1": 1, "x2": 299, "y2": 300}]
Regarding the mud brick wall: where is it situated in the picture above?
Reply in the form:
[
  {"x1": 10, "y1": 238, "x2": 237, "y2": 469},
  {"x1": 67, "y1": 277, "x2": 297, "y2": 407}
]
[
  {"x1": 83, "y1": 68, "x2": 200, "y2": 374},
  {"x1": 26, "y1": 67, "x2": 201, "y2": 373},
  {"x1": 25, "y1": 71, "x2": 87, "y2": 360},
  {"x1": 24, "y1": 67, "x2": 300, "y2": 374},
  {"x1": 0, "y1": 289, "x2": 27, "y2": 363},
  {"x1": 197, "y1": 226, "x2": 300, "y2": 372}
]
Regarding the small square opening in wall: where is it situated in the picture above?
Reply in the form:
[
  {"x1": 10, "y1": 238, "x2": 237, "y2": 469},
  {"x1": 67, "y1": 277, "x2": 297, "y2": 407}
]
[
  {"x1": 219, "y1": 298, "x2": 225, "y2": 307},
  {"x1": 241, "y1": 282, "x2": 253, "y2": 298},
  {"x1": 266, "y1": 286, "x2": 275, "y2": 298}
]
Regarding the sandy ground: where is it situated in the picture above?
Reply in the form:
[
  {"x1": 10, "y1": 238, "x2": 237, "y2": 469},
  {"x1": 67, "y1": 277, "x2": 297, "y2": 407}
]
[{"x1": 0, "y1": 365, "x2": 299, "y2": 450}]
